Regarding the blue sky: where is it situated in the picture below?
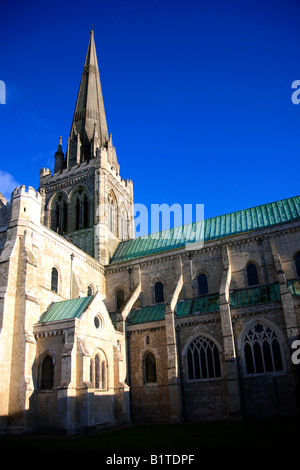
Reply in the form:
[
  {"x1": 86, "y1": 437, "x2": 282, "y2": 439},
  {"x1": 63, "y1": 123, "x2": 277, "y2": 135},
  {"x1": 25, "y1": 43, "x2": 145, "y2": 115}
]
[{"x1": 0, "y1": 0, "x2": 299, "y2": 229}]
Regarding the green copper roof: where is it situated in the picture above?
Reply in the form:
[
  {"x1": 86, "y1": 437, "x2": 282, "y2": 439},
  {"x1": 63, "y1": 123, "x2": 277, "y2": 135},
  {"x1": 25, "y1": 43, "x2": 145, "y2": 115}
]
[
  {"x1": 128, "y1": 295, "x2": 220, "y2": 325},
  {"x1": 39, "y1": 296, "x2": 94, "y2": 323},
  {"x1": 109, "y1": 195, "x2": 300, "y2": 264},
  {"x1": 229, "y1": 283, "x2": 280, "y2": 308},
  {"x1": 287, "y1": 279, "x2": 300, "y2": 296},
  {"x1": 128, "y1": 304, "x2": 166, "y2": 324},
  {"x1": 126, "y1": 284, "x2": 283, "y2": 325}
]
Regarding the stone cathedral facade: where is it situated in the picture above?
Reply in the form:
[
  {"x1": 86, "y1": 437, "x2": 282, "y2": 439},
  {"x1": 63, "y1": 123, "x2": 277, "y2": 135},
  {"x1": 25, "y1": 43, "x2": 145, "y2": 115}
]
[{"x1": 0, "y1": 31, "x2": 299, "y2": 435}]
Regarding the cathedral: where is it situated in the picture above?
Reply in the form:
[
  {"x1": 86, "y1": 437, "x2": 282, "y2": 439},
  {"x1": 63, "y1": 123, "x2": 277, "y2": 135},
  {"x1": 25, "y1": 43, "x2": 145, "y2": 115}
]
[{"x1": 0, "y1": 30, "x2": 299, "y2": 435}]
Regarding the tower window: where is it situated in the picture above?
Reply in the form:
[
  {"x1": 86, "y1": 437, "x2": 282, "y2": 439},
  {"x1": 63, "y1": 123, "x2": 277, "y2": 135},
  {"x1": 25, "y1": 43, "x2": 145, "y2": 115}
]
[
  {"x1": 40, "y1": 355, "x2": 54, "y2": 390},
  {"x1": 74, "y1": 189, "x2": 89, "y2": 231},
  {"x1": 55, "y1": 202, "x2": 60, "y2": 231},
  {"x1": 247, "y1": 263, "x2": 259, "y2": 286},
  {"x1": 187, "y1": 336, "x2": 221, "y2": 380},
  {"x1": 197, "y1": 273, "x2": 208, "y2": 295},
  {"x1": 154, "y1": 282, "x2": 164, "y2": 303},
  {"x1": 119, "y1": 210, "x2": 124, "y2": 240},
  {"x1": 75, "y1": 197, "x2": 80, "y2": 230},
  {"x1": 62, "y1": 201, "x2": 68, "y2": 233},
  {"x1": 87, "y1": 285, "x2": 93, "y2": 296},
  {"x1": 119, "y1": 208, "x2": 127, "y2": 240},
  {"x1": 83, "y1": 194, "x2": 89, "y2": 228},
  {"x1": 52, "y1": 194, "x2": 68, "y2": 235},
  {"x1": 51, "y1": 267, "x2": 59, "y2": 293},
  {"x1": 108, "y1": 192, "x2": 117, "y2": 235},
  {"x1": 144, "y1": 352, "x2": 157, "y2": 384}
]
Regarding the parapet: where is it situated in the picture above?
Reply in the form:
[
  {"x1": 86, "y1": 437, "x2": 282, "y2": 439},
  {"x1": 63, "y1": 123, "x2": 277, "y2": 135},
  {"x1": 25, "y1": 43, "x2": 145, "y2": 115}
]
[
  {"x1": 10, "y1": 185, "x2": 42, "y2": 225},
  {"x1": 40, "y1": 168, "x2": 52, "y2": 177},
  {"x1": 12, "y1": 185, "x2": 42, "y2": 201}
]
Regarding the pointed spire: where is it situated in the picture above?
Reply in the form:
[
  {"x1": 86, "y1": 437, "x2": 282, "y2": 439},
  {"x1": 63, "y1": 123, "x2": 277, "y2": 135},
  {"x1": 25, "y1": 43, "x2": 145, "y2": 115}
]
[{"x1": 68, "y1": 29, "x2": 109, "y2": 163}]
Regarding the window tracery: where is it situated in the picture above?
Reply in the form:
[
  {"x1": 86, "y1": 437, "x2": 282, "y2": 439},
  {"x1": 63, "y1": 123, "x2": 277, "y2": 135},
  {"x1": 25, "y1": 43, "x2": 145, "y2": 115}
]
[
  {"x1": 242, "y1": 322, "x2": 284, "y2": 375},
  {"x1": 187, "y1": 336, "x2": 221, "y2": 380}
]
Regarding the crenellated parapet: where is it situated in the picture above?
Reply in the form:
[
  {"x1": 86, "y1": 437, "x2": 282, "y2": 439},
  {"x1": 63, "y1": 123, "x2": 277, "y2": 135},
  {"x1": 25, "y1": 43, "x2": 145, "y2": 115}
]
[{"x1": 10, "y1": 185, "x2": 42, "y2": 226}]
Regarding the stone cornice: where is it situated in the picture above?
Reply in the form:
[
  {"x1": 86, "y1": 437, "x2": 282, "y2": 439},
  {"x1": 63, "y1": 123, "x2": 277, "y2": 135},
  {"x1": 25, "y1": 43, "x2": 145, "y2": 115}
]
[
  {"x1": 43, "y1": 171, "x2": 95, "y2": 194},
  {"x1": 176, "y1": 311, "x2": 220, "y2": 327},
  {"x1": 230, "y1": 301, "x2": 282, "y2": 320},
  {"x1": 34, "y1": 329, "x2": 65, "y2": 339},
  {"x1": 126, "y1": 320, "x2": 166, "y2": 333}
]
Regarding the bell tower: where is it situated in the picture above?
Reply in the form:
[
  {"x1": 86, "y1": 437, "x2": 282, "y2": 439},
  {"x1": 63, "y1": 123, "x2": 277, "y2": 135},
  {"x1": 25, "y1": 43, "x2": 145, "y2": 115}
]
[{"x1": 39, "y1": 30, "x2": 134, "y2": 265}]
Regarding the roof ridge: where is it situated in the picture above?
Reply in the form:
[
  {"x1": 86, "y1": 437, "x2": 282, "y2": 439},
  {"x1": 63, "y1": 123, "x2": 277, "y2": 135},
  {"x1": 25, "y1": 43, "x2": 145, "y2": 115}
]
[
  {"x1": 109, "y1": 195, "x2": 300, "y2": 264},
  {"x1": 39, "y1": 295, "x2": 94, "y2": 323},
  {"x1": 121, "y1": 195, "x2": 300, "y2": 244}
]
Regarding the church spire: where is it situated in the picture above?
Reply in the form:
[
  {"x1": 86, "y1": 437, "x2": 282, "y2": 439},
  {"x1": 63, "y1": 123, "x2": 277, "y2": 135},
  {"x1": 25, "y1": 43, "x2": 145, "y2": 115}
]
[{"x1": 68, "y1": 29, "x2": 109, "y2": 164}]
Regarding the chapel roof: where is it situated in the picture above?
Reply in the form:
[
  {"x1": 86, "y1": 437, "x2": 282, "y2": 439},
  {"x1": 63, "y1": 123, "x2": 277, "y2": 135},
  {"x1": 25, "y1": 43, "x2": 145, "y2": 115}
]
[{"x1": 39, "y1": 296, "x2": 94, "y2": 323}]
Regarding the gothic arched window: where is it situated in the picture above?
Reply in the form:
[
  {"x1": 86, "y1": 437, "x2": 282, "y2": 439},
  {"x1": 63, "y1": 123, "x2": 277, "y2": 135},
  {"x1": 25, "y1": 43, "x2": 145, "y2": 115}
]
[
  {"x1": 108, "y1": 192, "x2": 117, "y2": 235},
  {"x1": 118, "y1": 207, "x2": 127, "y2": 241},
  {"x1": 75, "y1": 197, "x2": 80, "y2": 230},
  {"x1": 242, "y1": 321, "x2": 284, "y2": 375},
  {"x1": 74, "y1": 189, "x2": 89, "y2": 231},
  {"x1": 52, "y1": 193, "x2": 68, "y2": 235},
  {"x1": 144, "y1": 352, "x2": 157, "y2": 384},
  {"x1": 94, "y1": 353, "x2": 100, "y2": 389},
  {"x1": 91, "y1": 350, "x2": 107, "y2": 390},
  {"x1": 87, "y1": 285, "x2": 93, "y2": 296},
  {"x1": 247, "y1": 263, "x2": 259, "y2": 286},
  {"x1": 41, "y1": 354, "x2": 54, "y2": 390},
  {"x1": 83, "y1": 194, "x2": 89, "y2": 228},
  {"x1": 51, "y1": 267, "x2": 59, "y2": 293},
  {"x1": 62, "y1": 201, "x2": 68, "y2": 233},
  {"x1": 55, "y1": 202, "x2": 60, "y2": 232},
  {"x1": 116, "y1": 288, "x2": 125, "y2": 311},
  {"x1": 197, "y1": 273, "x2": 208, "y2": 295},
  {"x1": 154, "y1": 282, "x2": 164, "y2": 303},
  {"x1": 101, "y1": 360, "x2": 106, "y2": 389},
  {"x1": 119, "y1": 209, "x2": 124, "y2": 240},
  {"x1": 187, "y1": 336, "x2": 221, "y2": 380},
  {"x1": 295, "y1": 252, "x2": 300, "y2": 278}
]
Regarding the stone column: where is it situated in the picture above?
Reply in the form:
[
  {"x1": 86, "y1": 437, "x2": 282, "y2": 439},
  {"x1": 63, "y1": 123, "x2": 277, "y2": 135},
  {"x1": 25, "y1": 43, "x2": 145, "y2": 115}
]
[
  {"x1": 165, "y1": 261, "x2": 184, "y2": 422},
  {"x1": 57, "y1": 329, "x2": 77, "y2": 434},
  {"x1": 165, "y1": 304, "x2": 182, "y2": 422}
]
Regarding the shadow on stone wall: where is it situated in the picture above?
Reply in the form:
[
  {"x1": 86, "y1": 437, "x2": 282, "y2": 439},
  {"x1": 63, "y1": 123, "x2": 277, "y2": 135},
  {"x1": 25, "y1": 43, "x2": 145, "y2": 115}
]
[{"x1": 0, "y1": 389, "x2": 130, "y2": 435}]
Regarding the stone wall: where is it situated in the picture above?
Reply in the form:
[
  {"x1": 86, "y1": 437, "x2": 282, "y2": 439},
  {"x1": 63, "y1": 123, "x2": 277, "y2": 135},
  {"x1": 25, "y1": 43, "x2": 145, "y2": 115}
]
[
  {"x1": 128, "y1": 322, "x2": 170, "y2": 422},
  {"x1": 105, "y1": 220, "x2": 300, "y2": 422}
]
